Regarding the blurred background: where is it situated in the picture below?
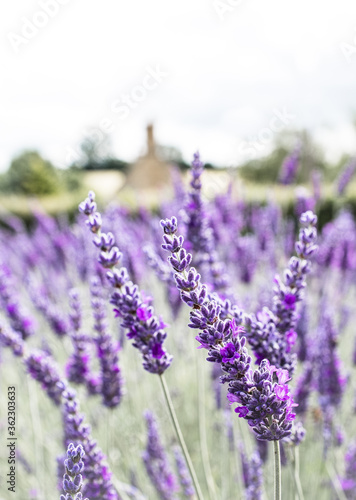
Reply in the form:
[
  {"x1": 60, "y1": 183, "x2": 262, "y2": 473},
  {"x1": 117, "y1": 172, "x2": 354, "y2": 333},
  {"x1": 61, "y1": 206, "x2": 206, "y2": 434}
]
[{"x1": 1, "y1": 0, "x2": 356, "y2": 217}]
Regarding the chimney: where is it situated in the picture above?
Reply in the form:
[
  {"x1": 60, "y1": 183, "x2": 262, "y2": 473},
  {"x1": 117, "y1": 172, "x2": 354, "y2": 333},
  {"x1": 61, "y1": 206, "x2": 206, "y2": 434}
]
[{"x1": 146, "y1": 123, "x2": 155, "y2": 157}]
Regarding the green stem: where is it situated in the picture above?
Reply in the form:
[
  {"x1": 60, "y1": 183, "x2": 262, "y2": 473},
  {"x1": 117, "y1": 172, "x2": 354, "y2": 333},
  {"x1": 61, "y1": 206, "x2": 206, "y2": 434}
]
[
  {"x1": 196, "y1": 354, "x2": 217, "y2": 500},
  {"x1": 294, "y1": 447, "x2": 304, "y2": 500},
  {"x1": 27, "y1": 378, "x2": 45, "y2": 500},
  {"x1": 159, "y1": 374, "x2": 204, "y2": 500},
  {"x1": 326, "y1": 462, "x2": 348, "y2": 500},
  {"x1": 274, "y1": 440, "x2": 281, "y2": 500}
]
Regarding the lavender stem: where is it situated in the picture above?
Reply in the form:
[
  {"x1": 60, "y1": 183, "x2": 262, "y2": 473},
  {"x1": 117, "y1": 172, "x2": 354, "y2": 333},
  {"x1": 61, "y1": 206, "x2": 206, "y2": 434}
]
[
  {"x1": 274, "y1": 440, "x2": 281, "y2": 500},
  {"x1": 325, "y1": 462, "x2": 348, "y2": 500},
  {"x1": 196, "y1": 356, "x2": 217, "y2": 500},
  {"x1": 294, "y1": 447, "x2": 304, "y2": 500},
  {"x1": 159, "y1": 374, "x2": 204, "y2": 500},
  {"x1": 27, "y1": 376, "x2": 45, "y2": 500}
]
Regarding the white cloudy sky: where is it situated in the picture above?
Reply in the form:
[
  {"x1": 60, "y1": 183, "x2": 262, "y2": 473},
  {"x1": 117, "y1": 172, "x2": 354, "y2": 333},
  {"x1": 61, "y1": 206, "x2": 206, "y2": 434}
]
[{"x1": 1, "y1": 0, "x2": 356, "y2": 171}]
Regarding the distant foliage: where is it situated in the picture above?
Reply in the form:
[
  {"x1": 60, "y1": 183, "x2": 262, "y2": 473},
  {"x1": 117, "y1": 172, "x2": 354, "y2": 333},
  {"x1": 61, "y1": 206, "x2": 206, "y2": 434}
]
[
  {"x1": 239, "y1": 130, "x2": 327, "y2": 184},
  {"x1": 5, "y1": 150, "x2": 60, "y2": 195}
]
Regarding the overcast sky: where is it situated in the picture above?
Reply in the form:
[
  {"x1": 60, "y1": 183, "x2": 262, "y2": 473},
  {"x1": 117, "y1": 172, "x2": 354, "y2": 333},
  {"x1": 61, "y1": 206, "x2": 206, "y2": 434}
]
[{"x1": 1, "y1": 0, "x2": 356, "y2": 171}]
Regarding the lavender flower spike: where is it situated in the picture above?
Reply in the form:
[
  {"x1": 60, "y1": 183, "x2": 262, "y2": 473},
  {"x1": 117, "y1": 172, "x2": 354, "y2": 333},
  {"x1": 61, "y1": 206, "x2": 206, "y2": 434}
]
[
  {"x1": 279, "y1": 146, "x2": 300, "y2": 185},
  {"x1": 243, "y1": 210, "x2": 318, "y2": 376},
  {"x1": 142, "y1": 411, "x2": 178, "y2": 500},
  {"x1": 174, "y1": 447, "x2": 194, "y2": 498},
  {"x1": 240, "y1": 448, "x2": 263, "y2": 500},
  {"x1": 341, "y1": 440, "x2": 356, "y2": 497},
  {"x1": 273, "y1": 210, "x2": 318, "y2": 335},
  {"x1": 62, "y1": 389, "x2": 119, "y2": 500},
  {"x1": 161, "y1": 216, "x2": 296, "y2": 440},
  {"x1": 0, "y1": 321, "x2": 25, "y2": 357},
  {"x1": 25, "y1": 350, "x2": 65, "y2": 405},
  {"x1": 66, "y1": 289, "x2": 91, "y2": 387},
  {"x1": 79, "y1": 191, "x2": 172, "y2": 375},
  {"x1": 183, "y1": 151, "x2": 229, "y2": 293},
  {"x1": 60, "y1": 443, "x2": 89, "y2": 500},
  {"x1": 336, "y1": 158, "x2": 356, "y2": 196},
  {"x1": 90, "y1": 277, "x2": 124, "y2": 407}
]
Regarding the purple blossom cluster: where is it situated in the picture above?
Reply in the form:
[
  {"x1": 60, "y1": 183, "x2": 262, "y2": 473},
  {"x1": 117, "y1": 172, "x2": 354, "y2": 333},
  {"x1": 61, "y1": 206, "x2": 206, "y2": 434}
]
[
  {"x1": 173, "y1": 447, "x2": 194, "y2": 498},
  {"x1": 29, "y1": 279, "x2": 70, "y2": 337},
  {"x1": 66, "y1": 290, "x2": 92, "y2": 387},
  {"x1": 62, "y1": 389, "x2": 119, "y2": 500},
  {"x1": 25, "y1": 350, "x2": 65, "y2": 405},
  {"x1": 183, "y1": 152, "x2": 229, "y2": 293},
  {"x1": 341, "y1": 441, "x2": 356, "y2": 498},
  {"x1": 315, "y1": 312, "x2": 346, "y2": 412},
  {"x1": 143, "y1": 244, "x2": 182, "y2": 319},
  {"x1": 89, "y1": 277, "x2": 123, "y2": 407},
  {"x1": 0, "y1": 319, "x2": 25, "y2": 357},
  {"x1": 160, "y1": 216, "x2": 297, "y2": 440},
  {"x1": 243, "y1": 211, "x2": 318, "y2": 374},
  {"x1": 317, "y1": 211, "x2": 356, "y2": 272},
  {"x1": 0, "y1": 264, "x2": 34, "y2": 339},
  {"x1": 0, "y1": 322, "x2": 118, "y2": 500},
  {"x1": 79, "y1": 191, "x2": 173, "y2": 375},
  {"x1": 60, "y1": 443, "x2": 89, "y2": 500},
  {"x1": 336, "y1": 159, "x2": 356, "y2": 196},
  {"x1": 240, "y1": 448, "x2": 263, "y2": 500},
  {"x1": 279, "y1": 146, "x2": 300, "y2": 185},
  {"x1": 142, "y1": 411, "x2": 178, "y2": 500}
]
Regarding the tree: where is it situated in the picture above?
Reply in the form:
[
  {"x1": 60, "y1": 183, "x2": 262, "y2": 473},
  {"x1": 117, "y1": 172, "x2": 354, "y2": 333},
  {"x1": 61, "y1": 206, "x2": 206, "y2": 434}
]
[{"x1": 6, "y1": 151, "x2": 60, "y2": 195}]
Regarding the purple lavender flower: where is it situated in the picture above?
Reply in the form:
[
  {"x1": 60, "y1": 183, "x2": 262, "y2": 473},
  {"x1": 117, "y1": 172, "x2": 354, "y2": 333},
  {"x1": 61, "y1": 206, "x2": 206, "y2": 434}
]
[
  {"x1": 316, "y1": 312, "x2": 346, "y2": 412},
  {"x1": 317, "y1": 211, "x2": 356, "y2": 272},
  {"x1": 235, "y1": 236, "x2": 258, "y2": 284},
  {"x1": 183, "y1": 152, "x2": 229, "y2": 293},
  {"x1": 66, "y1": 333, "x2": 91, "y2": 387},
  {"x1": 60, "y1": 443, "x2": 89, "y2": 500},
  {"x1": 142, "y1": 411, "x2": 178, "y2": 500},
  {"x1": 279, "y1": 146, "x2": 300, "y2": 185},
  {"x1": 25, "y1": 350, "x2": 65, "y2": 405},
  {"x1": 335, "y1": 426, "x2": 344, "y2": 447},
  {"x1": 273, "y1": 210, "x2": 318, "y2": 335},
  {"x1": 240, "y1": 447, "x2": 263, "y2": 500},
  {"x1": 62, "y1": 389, "x2": 119, "y2": 500},
  {"x1": 144, "y1": 244, "x2": 182, "y2": 319},
  {"x1": 211, "y1": 362, "x2": 222, "y2": 409},
  {"x1": 336, "y1": 159, "x2": 356, "y2": 196},
  {"x1": 0, "y1": 264, "x2": 35, "y2": 339},
  {"x1": 284, "y1": 421, "x2": 306, "y2": 446},
  {"x1": 294, "y1": 188, "x2": 315, "y2": 218},
  {"x1": 294, "y1": 362, "x2": 314, "y2": 416},
  {"x1": 1, "y1": 323, "x2": 118, "y2": 500},
  {"x1": 29, "y1": 281, "x2": 70, "y2": 337},
  {"x1": 311, "y1": 169, "x2": 322, "y2": 202},
  {"x1": 90, "y1": 277, "x2": 123, "y2": 406},
  {"x1": 250, "y1": 203, "x2": 280, "y2": 257},
  {"x1": 0, "y1": 321, "x2": 25, "y2": 357},
  {"x1": 79, "y1": 191, "x2": 172, "y2": 375},
  {"x1": 256, "y1": 439, "x2": 268, "y2": 463},
  {"x1": 66, "y1": 290, "x2": 92, "y2": 387},
  {"x1": 340, "y1": 441, "x2": 356, "y2": 498},
  {"x1": 69, "y1": 289, "x2": 82, "y2": 333},
  {"x1": 173, "y1": 447, "x2": 194, "y2": 498},
  {"x1": 161, "y1": 216, "x2": 296, "y2": 440},
  {"x1": 296, "y1": 303, "x2": 309, "y2": 362},
  {"x1": 243, "y1": 211, "x2": 317, "y2": 376},
  {"x1": 314, "y1": 311, "x2": 347, "y2": 455}
]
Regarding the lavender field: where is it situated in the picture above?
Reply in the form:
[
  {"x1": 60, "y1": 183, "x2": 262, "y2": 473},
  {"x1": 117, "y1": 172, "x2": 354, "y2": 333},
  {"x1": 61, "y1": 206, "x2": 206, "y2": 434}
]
[{"x1": 0, "y1": 152, "x2": 356, "y2": 500}]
